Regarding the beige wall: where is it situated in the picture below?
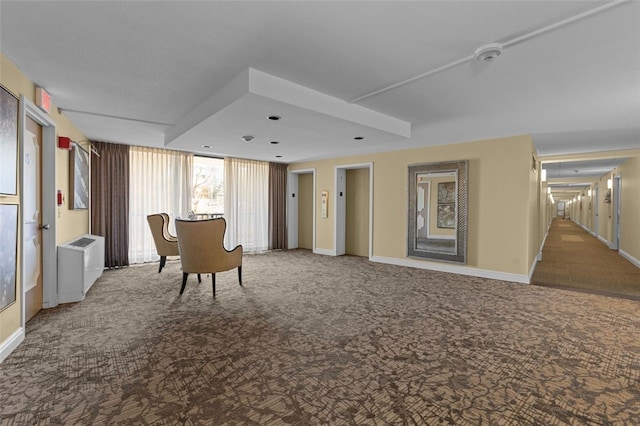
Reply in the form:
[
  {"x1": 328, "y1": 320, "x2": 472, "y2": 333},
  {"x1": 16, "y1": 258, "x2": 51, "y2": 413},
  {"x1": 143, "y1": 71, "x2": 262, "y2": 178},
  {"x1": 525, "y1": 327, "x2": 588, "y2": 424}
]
[
  {"x1": 575, "y1": 151, "x2": 640, "y2": 265},
  {"x1": 291, "y1": 135, "x2": 537, "y2": 277},
  {"x1": 617, "y1": 156, "x2": 640, "y2": 262},
  {"x1": 528, "y1": 154, "x2": 541, "y2": 272},
  {"x1": 297, "y1": 173, "x2": 313, "y2": 249},
  {"x1": 596, "y1": 173, "x2": 614, "y2": 244},
  {"x1": 540, "y1": 180, "x2": 553, "y2": 244},
  {"x1": 1, "y1": 54, "x2": 89, "y2": 352},
  {"x1": 345, "y1": 168, "x2": 369, "y2": 257},
  {"x1": 572, "y1": 188, "x2": 591, "y2": 229}
]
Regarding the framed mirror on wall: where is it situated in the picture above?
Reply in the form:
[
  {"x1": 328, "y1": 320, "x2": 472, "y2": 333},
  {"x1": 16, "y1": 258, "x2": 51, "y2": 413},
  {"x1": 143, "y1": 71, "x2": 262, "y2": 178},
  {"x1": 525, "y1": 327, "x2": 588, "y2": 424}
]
[{"x1": 408, "y1": 160, "x2": 468, "y2": 264}]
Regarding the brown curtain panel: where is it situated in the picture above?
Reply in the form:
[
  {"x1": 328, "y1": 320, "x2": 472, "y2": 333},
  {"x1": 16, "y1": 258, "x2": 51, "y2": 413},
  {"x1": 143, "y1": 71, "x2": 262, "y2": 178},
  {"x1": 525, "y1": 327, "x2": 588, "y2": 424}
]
[
  {"x1": 91, "y1": 141, "x2": 130, "y2": 268},
  {"x1": 269, "y1": 162, "x2": 288, "y2": 250}
]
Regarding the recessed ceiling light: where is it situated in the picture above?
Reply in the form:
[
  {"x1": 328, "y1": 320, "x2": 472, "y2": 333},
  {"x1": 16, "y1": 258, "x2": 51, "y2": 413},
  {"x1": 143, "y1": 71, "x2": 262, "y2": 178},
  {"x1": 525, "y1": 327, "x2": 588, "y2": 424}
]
[
  {"x1": 267, "y1": 115, "x2": 281, "y2": 121},
  {"x1": 275, "y1": 155, "x2": 282, "y2": 158},
  {"x1": 241, "y1": 135, "x2": 254, "y2": 143},
  {"x1": 354, "y1": 136, "x2": 364, "y2": 140},
  {"x1": 270, "y1": 141, "x2": 280, "y2": 145},
  {"x1": 201, "y1": 144, "x2": 212, "y2": 149}
]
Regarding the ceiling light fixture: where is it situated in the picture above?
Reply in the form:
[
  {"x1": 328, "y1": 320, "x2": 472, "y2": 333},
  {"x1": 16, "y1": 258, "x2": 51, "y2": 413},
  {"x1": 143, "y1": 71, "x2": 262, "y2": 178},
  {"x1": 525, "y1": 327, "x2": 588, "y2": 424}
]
[
  {"x1": 474, "y1": 43, "x2": 503, "y2": 62},
  {"x1": 241, "y1": 135, "x2": 254, "y2": 143},
  {"x1": 275, "y1": 155, "x2": 282, "y2": 158},
  {"x1": 201, "y1": 144, "x2": 212, "y2": 149},
  {"x1": 354, "y1": 136, "x2": 364, "y2": 140},
  {"x1": 267, "y1": 115, "x2": 281, "y2": 121},
  {"x1": 270, "y1": 141, "x2": 280, "y2": 145}
]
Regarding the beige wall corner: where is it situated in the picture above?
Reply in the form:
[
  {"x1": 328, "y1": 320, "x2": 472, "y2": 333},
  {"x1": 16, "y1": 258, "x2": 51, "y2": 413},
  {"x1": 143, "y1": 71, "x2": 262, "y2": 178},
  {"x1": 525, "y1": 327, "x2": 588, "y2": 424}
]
[
  {"x1": 617, "y1": 155, "x2": 640, "y2": 264},
  {"x1": 1, "y1": 53, "x2": 90, "y2": 356}
]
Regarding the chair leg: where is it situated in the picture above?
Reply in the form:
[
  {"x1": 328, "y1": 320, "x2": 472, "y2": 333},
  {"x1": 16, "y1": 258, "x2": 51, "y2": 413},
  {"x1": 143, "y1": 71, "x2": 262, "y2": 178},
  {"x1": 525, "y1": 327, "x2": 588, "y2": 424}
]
[
  {"x1": 159, "y1": 255, "x2": 167, "y2": 273},
  {"x1": 197, "y1": 274, "x2": 202, "y2": 283},
  {"x1": 212, "y1": 273, "x2": 216, "y2": 298},
  {"x1": 238, "y1": 266, "x2": 242, "y2": 286},
  {"x1": 180, "y1": 273, "x2": 188, "y2": 295}
]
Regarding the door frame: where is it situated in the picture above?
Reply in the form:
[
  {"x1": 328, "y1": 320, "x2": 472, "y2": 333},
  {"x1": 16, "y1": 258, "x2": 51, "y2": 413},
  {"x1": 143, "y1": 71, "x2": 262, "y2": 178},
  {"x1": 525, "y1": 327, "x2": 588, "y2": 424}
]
[
  {"x1": 334, "y1": 162, "x2": 373, "y2": 259},
  {"x1": 20, "y1": 96, "x2": 57, "y2": 324},
  {"x1": 287, "y1": 169, "x2": 316, "y2": 250},
  {"x1": 612, "y1": 175, "x2": 621, "y2": 250},
  {"x1": 593, "y1": 185, "x2": 599, "y2": 237}
]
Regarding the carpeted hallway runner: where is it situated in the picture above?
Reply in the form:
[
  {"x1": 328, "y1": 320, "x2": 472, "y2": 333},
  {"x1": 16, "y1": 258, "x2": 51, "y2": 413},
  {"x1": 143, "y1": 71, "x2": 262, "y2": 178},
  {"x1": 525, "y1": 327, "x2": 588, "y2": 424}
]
[{"x1": 532, "y1": 218, "x2": 640, "y2": 299}]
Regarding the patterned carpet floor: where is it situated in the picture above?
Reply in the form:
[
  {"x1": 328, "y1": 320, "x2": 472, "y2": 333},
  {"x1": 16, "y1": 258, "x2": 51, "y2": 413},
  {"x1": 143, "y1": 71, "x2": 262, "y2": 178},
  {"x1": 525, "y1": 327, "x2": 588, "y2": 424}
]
[
  {"x1": 1, "y1": 250, "x2": 639, "y2": 425},
  {"x1": 532, "y1": 218, "x2": 640, "y2": 299}
]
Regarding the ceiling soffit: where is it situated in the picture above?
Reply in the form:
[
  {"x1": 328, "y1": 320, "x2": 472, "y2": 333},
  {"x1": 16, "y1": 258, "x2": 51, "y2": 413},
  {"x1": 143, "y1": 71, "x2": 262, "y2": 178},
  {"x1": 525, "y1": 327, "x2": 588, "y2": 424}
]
[{"x1": 165, "y1": 69, "x2": 411, "y2": 162}]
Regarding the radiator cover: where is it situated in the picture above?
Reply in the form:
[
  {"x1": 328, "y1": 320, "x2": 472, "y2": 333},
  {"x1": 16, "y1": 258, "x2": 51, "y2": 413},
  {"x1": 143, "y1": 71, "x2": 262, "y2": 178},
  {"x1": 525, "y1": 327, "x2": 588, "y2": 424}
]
[{"x1": 57, "y1": 234, "x2": 105, "y2": 304}]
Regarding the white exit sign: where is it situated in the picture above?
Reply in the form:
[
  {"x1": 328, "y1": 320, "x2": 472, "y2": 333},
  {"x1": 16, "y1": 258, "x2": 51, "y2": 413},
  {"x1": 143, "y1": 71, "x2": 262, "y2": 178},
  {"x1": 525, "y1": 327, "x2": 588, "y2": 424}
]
[{"x1": 35, "y1": 87, "x2": 51, "y2": 113}]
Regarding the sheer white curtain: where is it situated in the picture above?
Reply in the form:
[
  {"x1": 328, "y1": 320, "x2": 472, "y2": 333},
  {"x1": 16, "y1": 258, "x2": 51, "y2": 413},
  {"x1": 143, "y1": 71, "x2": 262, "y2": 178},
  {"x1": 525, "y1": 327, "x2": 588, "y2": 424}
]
[
  {"x1": 129, "y1": 146, "x2": 193, "y2": 263},
  {"x1": 224, "y1": 157, "x2": 269, "y2": 252}
]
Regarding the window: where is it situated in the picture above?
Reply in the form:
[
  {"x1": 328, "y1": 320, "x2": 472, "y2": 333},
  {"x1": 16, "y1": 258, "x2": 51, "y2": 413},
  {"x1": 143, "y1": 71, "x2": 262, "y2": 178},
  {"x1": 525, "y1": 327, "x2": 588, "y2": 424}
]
[
  {"x1": 129, "y1": 146, "x2": 193, "y2": 264},
  {"x1": 192, "y1": 156, "x2": 224, "y2": 216}
]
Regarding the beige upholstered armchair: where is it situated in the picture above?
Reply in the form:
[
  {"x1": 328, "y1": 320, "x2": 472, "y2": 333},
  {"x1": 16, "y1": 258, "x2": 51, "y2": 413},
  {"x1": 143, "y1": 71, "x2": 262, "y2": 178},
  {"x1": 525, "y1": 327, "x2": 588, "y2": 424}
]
[
  {"x1": 175, "y1": 217, "x2": 243, "y2": 297},
  {"x1": 146, "y1": 213, "x2": 179, "y2": 272}
]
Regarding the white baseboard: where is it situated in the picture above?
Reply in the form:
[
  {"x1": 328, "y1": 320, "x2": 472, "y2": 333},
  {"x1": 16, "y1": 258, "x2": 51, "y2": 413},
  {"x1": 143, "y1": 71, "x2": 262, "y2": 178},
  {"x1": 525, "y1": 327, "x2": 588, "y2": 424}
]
[
  {"x1": 620, "y1": 249, "x2": 640, "y2": 268},
  {"x1": 0, "y1": 328, "x2": 24, "y2": 363},
  {"x1": 597, "y1": 235, "x2": 612, "y2": 248},
  {"x1": 538, "y1": 230, "x2": 549, "y2": 262},
  {"x1": 370, "y1": 255, "x2": 530, "y2": 284},
  {"x1": 580, "y1": 223, "x2": 592, "y2": 234},
  {"x1": 313, "y1": 248, "x2": 336, "y2": 256},
  {"x1": 528, "y1": 257, "x2": 539, "y2": 283}
]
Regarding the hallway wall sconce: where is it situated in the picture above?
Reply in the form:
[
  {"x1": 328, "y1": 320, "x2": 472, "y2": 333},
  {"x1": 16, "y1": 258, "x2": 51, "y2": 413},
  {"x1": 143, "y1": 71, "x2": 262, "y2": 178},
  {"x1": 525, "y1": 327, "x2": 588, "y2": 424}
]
[
  {"x1": 541, "y1": 169, "x2": 547, "y2": 182},
  {"x1": 547, "y1": 187, "x2": 551, "y2": 194},
  {"x1": 607, "y1": 178, "x2": 613, "y2": 189},
  {"x1": 588, "y1": 189, "x2": 592, "y2": 197}
]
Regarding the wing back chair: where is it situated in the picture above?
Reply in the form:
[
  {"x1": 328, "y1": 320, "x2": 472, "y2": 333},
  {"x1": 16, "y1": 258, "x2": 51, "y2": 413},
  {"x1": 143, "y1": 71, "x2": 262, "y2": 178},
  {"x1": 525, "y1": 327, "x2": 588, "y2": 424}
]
[
  {"x1": 175, "y1": 217, "x2": 243, "y2": 297},
  {"x1": 146, "y1": 213, "x2": 179, "y2": 272}
]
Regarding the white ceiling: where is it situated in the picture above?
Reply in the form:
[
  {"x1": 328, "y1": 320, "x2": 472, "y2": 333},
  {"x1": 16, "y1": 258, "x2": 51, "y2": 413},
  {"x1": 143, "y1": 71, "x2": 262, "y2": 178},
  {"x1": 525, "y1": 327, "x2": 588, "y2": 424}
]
[
  {"x1": 545, "y1": 157, "x2": 628, "y2": 197},
  {"x1": 1, "y1": 1, "x2": 639, "y2": 168},
  {"x1": 544, "y1": 158, "x2": 629, "y2": 180}
]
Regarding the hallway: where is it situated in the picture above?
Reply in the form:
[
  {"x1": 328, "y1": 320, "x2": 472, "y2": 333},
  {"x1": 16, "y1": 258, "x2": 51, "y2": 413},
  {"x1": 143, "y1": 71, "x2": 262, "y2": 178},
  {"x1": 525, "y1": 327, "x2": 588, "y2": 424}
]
[{"x1": 532, "y1": 218, "x2": 640, "y2": 300}]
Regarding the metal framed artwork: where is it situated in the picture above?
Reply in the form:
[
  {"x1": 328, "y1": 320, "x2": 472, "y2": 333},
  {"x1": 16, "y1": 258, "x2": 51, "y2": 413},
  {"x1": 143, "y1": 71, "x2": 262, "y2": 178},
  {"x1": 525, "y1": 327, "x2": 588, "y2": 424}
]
[
  {"x1": 0, "y1": 85, "x2": 19, "y2": 195},
  {"x1": 408, "y1": 160, "x2": 468, "y2": 264},
  {"x1": 0, "y1": 204, "x2": 19, "y2": 311},
  {"x1": 69, "y1": 143, "x2": 90, "y2": 209}
]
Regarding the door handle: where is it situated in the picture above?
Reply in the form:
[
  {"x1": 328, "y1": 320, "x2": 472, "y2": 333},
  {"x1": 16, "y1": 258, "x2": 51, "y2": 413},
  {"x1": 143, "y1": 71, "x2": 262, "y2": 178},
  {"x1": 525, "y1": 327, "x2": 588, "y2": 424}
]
[{"x1": 39, "y1": 224, "x2": 50, "y2": 230}]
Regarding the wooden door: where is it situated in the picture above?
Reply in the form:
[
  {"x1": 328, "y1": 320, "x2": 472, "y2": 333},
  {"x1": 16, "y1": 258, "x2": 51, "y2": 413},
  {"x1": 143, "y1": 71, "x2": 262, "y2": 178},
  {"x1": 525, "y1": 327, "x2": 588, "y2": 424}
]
[{"x1": 24, "y1": 116, "x2": 43, "y2": 321}]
